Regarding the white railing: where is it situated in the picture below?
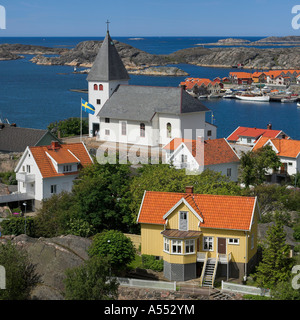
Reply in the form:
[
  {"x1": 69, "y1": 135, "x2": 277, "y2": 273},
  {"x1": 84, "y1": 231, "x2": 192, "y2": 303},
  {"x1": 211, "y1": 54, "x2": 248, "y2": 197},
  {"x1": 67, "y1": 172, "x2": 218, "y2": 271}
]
[
  {"x1": 222, "y1": 281, "x2": 271, "y2": 297},
  {"x1": 197, "y1": 252, "x2": 207, "y2": 261},
  {"x1": 199, "y1": 252, "x2": 208, "y2": 286},
  {"x1": 116, "y1": 277, "x2": 176, "y2": 291},
  {"x1": 16, "y1": 172, "x2": 35, "y2": 183}
]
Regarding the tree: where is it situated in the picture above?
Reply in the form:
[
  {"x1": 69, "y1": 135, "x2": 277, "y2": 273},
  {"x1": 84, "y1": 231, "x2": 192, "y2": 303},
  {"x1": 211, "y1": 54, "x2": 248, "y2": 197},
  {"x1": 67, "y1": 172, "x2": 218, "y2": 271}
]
[
  {"x1": 0, "y1": 241, "x2": 40, "y2": 300},
  {"x1": 255, "y1": 219, "x2": 293, "y2": 289},
  {"x1": 64, "y1": 256, "x2": 119, "y2": 300},
  {"x1": 72, "y1": 162, "x2": 134, "y2": 233},
  {"x1": 88, "y1": 230, "x2": 135, "y2": 274},
  {"x1": 48, "y1": 117, "x2": 88, "y2": 138},
  {"x1": 239, "y1": 146, "x2": 282, "y2": 187}
]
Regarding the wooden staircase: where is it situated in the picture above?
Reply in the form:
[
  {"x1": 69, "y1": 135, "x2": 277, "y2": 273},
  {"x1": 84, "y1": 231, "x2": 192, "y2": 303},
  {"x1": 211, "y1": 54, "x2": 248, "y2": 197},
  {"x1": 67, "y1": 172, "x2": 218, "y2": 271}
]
[{"x1": 200, "y1": 254, "x2": 219, "y2": 288}]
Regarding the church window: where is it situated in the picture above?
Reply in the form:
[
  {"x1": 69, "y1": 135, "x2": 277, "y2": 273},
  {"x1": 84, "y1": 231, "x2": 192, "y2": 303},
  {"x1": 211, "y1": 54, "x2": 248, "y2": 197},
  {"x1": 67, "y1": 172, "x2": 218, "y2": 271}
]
[
  {"x1": 94, "y1": 84, "x2": 98, "y2": 90},
  {"x1": 121, "y1": 122, "x2": 127, "y2": 136},
  {"x1": 167, "y1": 123, "x2": 172, "y2": 138},
  {"x1": 97, "y1": 99, "x2": 101, "y2": 105},
  {"x1": 140, "y1": 123, "x2": 145, "y2": 137},
  {"x1": 99, "y1": 84, "x2": 103, "y2": 91},
  {"x1": 105, "y1": 118, "x2": 110, "y2": 123},
  {"x1": 105, "y1": 129, "x2": 110, "y2": 136}
]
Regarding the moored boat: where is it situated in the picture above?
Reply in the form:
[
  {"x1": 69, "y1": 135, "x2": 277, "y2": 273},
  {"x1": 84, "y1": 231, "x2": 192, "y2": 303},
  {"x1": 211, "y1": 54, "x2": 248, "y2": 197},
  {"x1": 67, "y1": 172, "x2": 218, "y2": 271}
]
[{"x1": 235, "y1": 94, "x2": 270, "y2": 102}]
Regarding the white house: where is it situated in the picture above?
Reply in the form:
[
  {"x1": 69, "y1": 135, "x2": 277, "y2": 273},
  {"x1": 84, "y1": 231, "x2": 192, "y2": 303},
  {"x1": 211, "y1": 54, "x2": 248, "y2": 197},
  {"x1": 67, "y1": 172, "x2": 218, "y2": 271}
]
[
  {"x1": 86, "y1": 30, "x2": 216, "y2": 147},
  {"x1": 15, "y1": 141, "x2": 93, "y2": 209},
  {"x1": 163, "y1": 137, "x2": 240, "y2": 181},
  {"x1": 252, "y1": 137, "x2": 300, "y2": 177}
]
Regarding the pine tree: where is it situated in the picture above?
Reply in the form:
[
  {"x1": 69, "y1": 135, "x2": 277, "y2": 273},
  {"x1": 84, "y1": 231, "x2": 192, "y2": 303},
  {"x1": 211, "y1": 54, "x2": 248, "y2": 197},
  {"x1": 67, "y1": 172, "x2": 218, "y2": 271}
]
[{"x1": 255, "y1": 219, "x2": 293, "y2": 289}]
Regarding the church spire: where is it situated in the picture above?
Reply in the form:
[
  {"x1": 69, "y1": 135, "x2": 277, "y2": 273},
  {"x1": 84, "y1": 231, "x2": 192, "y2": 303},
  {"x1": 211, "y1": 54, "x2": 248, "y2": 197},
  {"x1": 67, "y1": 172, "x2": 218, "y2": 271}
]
[{"x1": 86, "y1": 25, "x2": 130, "y2": 82}]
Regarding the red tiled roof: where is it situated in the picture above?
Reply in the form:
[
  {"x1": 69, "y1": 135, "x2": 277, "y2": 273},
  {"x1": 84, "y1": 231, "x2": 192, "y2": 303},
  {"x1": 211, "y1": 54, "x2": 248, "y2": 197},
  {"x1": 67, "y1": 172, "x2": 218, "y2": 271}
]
[
  {"x1": 227, "y1": 126, "x2": 282, "y2": 142},
  {"x1": 253, "y1": 137, "x2": 300, "y2": 158},
  {"x1": 164, "y1": 138, "x2": 239, "y2": 165},
  {"x1": 30, "y1": 142, "x2": 93, "y2": 178},
  {"x1": 137, "y1": 191, "x2": 256, "y2": 231}
]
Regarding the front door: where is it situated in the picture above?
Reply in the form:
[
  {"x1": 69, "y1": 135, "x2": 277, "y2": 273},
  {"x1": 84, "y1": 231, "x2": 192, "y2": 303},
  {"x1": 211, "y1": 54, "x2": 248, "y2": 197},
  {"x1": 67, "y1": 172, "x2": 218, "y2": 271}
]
[{"x1": 218, "y1": 238, "x2": 226, "y2": 254}]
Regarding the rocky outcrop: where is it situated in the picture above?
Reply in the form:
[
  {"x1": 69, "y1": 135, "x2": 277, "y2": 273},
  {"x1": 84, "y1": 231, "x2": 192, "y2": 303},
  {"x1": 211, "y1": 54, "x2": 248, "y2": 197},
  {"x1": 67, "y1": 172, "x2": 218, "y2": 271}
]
[
  {"x1": 0, "y1": 234, "x2": 92, "y2": 300},
  {"x1": 127, "y1": 66, "x2": 188, "y2": 76},
  {"x1": 0, "y1": 48, "x2": 23, "y2": 61},
  {"x1": 0, "y1": 43, "x2": 68, "y2": 55}
]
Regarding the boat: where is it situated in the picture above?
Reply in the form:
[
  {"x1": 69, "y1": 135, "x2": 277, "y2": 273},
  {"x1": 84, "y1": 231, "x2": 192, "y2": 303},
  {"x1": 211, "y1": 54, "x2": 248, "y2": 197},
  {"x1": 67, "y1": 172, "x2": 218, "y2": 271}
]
[
  {"x1": 281, "y1": 97, "x2": 297, "y2": 103},
  {"x1": 297, "y1": 102, "x2": 300, "y2": 108},
  {"x1": 208, "y1": 94, "x2": 221, "y2": 99},
  {"x1": 235, "y1": 94, "x2": 270, "y2": 102},
  {"x1": 198, "y1": 95, "x2": 207, "y2": 99},
  {"x1": 223, "y1": 94, "x2": 235, "y2": 99}
]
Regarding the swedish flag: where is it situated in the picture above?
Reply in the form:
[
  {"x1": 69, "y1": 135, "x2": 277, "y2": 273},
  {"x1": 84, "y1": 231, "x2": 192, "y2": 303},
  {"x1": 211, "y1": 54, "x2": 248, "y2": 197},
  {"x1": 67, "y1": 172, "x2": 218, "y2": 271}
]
[{"x1": 81, "y1": 99, "x2": 95, "y2": 115}]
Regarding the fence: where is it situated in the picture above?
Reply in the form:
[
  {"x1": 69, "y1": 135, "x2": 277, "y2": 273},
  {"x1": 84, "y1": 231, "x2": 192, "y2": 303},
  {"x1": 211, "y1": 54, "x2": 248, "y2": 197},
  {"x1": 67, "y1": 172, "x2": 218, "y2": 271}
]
[
  {"x1": 221, "y1": 281, "x2": 271, "y2": 297},
  {"x1": 116, "y1": 277, "x2": 176, "y2": 291}
]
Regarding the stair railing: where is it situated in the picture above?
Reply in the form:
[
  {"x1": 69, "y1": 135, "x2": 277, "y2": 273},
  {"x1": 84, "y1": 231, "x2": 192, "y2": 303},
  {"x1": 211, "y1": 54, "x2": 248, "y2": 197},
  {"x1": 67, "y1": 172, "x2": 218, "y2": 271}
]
[
  {"x1": 211, "y1": 253, "x2": 219, "y2": 288},
  {"x1": 199, "y1": 251, "x2": 208, "y2": 287}
]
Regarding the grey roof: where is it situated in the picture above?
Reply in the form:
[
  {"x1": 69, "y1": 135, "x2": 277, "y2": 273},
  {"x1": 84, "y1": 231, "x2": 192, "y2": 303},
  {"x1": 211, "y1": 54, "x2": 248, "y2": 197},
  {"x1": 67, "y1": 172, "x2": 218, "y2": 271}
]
[
  {"x1": 0, "y1": 125, "x2": 55, "y2": 153},
  {"x1": 86, "y1": 31, "x2": 130, "y2": 82},
  {"x1": 98, "y1": 85, "x2": 210, "y2": 122}
]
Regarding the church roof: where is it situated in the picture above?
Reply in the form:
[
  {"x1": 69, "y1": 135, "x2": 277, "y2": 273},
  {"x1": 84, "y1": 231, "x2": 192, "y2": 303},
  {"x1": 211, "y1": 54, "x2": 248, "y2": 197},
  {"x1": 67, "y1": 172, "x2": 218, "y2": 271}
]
[
  {"x1": 86, "y1": 31, "x2": 130, "y2": 82},
  {"x1": 98, "y1": 85, "x2": 210, "y2": 122}
]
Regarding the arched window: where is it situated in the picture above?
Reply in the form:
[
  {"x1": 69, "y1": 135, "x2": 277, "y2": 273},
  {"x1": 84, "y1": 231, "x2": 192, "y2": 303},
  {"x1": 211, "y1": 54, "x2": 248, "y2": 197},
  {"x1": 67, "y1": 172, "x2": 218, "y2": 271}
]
[
  {"x1": 140, "y1": 123, "x2": 145, "y2": 137},
  {"x1": 99, "y1": 84, "x2": 103, "y2": 91},
  {"x1": 94, "y1": 84, "x2": 98, "y2": 90},
  {"x1": 167, "y1": 123, "x2": 172, "y2": 138}
]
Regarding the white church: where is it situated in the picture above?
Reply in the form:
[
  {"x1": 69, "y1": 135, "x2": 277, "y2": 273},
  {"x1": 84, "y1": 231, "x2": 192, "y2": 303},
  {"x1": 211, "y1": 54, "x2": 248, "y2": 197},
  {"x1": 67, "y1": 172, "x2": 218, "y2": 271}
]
[{"x1": 87, "y1": 30, "x2": 216, "y2": 147}]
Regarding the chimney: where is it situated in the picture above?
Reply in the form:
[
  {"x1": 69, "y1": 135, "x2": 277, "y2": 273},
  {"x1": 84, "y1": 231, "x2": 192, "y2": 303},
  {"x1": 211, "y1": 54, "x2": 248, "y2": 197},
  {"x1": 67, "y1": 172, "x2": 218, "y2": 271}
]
[
  {"x1": 50, "y1": 141, "x2": 60, "y2": 150},
  {"x1": 185, "y1": 186, "x2": 194, "y2": 194},
  {"x1": 267, "y1": 123, "x2": 272, "y2": 130}
]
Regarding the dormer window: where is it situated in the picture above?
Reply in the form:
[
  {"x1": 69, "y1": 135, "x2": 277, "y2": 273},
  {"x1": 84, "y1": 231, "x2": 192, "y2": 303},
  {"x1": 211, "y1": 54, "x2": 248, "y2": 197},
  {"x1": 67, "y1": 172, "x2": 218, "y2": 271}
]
[{"x1": 63, "y1": 165, "x2": 72, "y2": 172}]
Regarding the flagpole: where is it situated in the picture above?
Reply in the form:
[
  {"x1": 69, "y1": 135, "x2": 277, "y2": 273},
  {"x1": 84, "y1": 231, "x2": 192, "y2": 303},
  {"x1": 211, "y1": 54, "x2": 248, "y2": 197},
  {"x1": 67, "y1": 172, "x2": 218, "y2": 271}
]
[{"x1": 80, "y1": 98, "x2": 82, "y2": 142}]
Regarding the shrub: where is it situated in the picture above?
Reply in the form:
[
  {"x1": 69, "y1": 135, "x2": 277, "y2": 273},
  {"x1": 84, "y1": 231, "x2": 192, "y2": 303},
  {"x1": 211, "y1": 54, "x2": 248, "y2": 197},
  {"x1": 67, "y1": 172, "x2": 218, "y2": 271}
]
[
  {"x1": 141, "y1": 254, "x2": 164, "y2": 272},
  {"x1": 0, "y1": 217, "x2": 36, "y2": 237}
]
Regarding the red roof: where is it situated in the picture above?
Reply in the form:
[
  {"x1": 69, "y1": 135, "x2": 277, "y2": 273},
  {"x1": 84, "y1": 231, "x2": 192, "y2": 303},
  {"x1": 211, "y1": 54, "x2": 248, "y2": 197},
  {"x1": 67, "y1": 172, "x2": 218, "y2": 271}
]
[
  {"x1": 137, "y1": 191, "x2": 256, "y2": 231},
  {"x1": 227, "y1": 126, "x2": 283, "y2": 142},
  {"x1": 164, "y1": 138, "x2": 239, "y2": 165},
  {"x1": 30, "y1": 142, "x2": 93, "y2": 178}
]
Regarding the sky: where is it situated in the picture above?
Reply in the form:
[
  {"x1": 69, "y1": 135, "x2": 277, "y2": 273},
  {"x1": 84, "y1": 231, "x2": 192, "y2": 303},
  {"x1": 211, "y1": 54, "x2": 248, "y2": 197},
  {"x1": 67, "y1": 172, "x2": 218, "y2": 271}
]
[{"x1": 1, "y1": 0, "x2": 300, "y2": 37}]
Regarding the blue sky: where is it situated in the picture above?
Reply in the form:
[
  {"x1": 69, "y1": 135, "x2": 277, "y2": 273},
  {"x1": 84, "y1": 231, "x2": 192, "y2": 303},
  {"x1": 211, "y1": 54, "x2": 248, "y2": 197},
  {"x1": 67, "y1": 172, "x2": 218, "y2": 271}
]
[{"x1": 1, "y1": 0, "x2": 300, "y2": 37}]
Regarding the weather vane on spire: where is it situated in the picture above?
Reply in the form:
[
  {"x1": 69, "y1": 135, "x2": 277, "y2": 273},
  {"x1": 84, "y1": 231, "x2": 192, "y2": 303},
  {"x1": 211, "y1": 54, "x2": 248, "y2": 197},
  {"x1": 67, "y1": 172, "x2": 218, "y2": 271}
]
[{"x1": 106, "y1": 20, "x2": 110, "y2": 32}]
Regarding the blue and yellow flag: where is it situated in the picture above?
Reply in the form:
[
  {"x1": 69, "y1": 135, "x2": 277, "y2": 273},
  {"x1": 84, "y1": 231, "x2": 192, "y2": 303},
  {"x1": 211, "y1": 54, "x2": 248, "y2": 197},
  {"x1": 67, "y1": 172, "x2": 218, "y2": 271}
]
[{"x1": 81, "y1": 99, "x2": 95, "y2": 115}]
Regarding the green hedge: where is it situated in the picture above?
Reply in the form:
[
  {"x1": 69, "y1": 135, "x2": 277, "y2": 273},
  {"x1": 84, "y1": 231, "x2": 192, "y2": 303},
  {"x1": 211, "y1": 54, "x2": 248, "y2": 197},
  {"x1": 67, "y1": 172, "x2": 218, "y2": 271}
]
[
  {"x1": 0, "y1": 217, "x2": 36, "y2": 237},
  {"x1": 141, "y1": 254, "x2": 163, "y2": 272}
]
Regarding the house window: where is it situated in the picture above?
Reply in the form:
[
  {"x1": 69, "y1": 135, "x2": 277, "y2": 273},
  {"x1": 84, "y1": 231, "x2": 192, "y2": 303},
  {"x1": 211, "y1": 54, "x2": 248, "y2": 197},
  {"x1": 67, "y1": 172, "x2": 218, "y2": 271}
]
[
  {"x1": 50, "y1": 185, "x2": 57, "y2": 194},
  {"x1": 22, "y1": 166, "x2": 25, "y2": 172},
  {"x1": 185, "y1": 239, "x2": 195, "y2": 254},
  {"x1": 203, "y1": 236, "x2": 214, "y2": 251},
  {"x1": 228, "y1": 238, "x2": 239, "y2": 245},
  {"x1": 171, "y1": 240, "x2": 182, "y2": 254},
  {"x1": 105, "y1": 118, "x2": 110, "y2": 123},
  {"x1": 179, "y1": 211, "x2": 188, "y2": 231},
  {"x1": 105, "y1": 129, "x2": 110, "y2": 136},
  {"x1": 207, "y1": 130, "x2": 212, "y2": 137},
  {"x1": 247, "y1": 138, "x2": 252, "y2": 144},
  {"x1": 164, "y1": 237, "x2": 170, "y2": 253},
  {"x1": 26, "y1": 165, "x2": 31, "y2": 173},
  {"x1": 140, "y1": 123, "x2": 145, "y2": 137},
  {"x1": 121, "y1": 121, "x2": 127, "y2": 136},
  {"x1": 63, "y1": 165, "x2": 72, "y2": 172},
  {"x1": 99, "y1": 84, "x2": 103, "y2": 91},
  {"x1": 227, "y1": 168, "x2": 231, "y2": 177},
  {"x1": 97, "y1": 99, "x2": 101, "y2": 105},
  {"x1": 181, "y1": 154, "x2": 187, "y2": 163},
  {"x1": 251, "y1": 234, "x2": 254, "y2": 249},
  {"x1": 94, "y1": 84, "x2": 98, "y2": 90},
  {"x1": 167, "y1": 123, "x2": 172, "y2": 138}
]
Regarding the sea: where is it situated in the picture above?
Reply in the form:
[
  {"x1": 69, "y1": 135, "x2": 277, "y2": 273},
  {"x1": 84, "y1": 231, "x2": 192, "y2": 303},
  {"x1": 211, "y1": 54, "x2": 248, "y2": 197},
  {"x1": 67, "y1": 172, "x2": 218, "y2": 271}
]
[{"x1": 1, "y1": 36, "x2": 300, "y2": 140}]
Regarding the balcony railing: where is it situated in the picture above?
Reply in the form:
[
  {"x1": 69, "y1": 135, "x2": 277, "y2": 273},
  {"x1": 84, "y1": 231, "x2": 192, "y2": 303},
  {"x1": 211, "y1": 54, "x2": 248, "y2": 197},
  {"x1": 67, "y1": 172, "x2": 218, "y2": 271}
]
[
  {"x1": 16, "y1": 172, "x2": 35, "y2": 183},
  {"x1": 197, "y1": 251, "x2": 232, "y2": 264}
]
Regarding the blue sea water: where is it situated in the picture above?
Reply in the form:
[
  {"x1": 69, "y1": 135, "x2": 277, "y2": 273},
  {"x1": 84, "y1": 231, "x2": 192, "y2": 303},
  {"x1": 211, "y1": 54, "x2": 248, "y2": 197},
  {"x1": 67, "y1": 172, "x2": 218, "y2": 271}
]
[{"x1": 0, "y1": 36, "x2": 300, "y2": 139}]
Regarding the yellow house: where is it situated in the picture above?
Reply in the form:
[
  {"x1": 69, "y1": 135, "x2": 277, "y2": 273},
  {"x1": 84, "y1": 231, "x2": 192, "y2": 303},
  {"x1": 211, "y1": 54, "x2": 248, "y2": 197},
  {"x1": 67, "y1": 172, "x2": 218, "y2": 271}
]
[{"x1": 137, "y1": 186, "x2": 259, "y2": 284}]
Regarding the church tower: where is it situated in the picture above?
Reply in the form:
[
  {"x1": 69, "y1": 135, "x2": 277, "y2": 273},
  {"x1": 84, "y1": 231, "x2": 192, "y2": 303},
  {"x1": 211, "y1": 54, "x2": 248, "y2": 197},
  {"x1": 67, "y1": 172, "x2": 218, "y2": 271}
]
[{"x1": 87, "y1": 27, "x2": 130, "y2": 137}]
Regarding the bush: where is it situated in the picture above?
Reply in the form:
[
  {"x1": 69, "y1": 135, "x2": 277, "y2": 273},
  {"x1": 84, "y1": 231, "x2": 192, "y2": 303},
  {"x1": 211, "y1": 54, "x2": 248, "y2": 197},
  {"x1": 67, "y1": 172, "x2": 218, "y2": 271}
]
[
  {"x1": 141, "y1": 254, "x2": 164, "y2": 272},
  {"x1": 0, "y1": 217, "x2": 36, "y2": 237}
]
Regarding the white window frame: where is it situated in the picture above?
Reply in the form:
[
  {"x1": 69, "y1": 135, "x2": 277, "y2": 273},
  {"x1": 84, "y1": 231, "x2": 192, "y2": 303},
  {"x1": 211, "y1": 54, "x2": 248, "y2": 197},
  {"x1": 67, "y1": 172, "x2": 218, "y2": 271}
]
[
  {"x1": 185, "y1": 239, "x2": 195, "y2": 254},
  {"x1": 63, "y1": 165, "x2": 72, "y2": 172},
  {"x1": 251, "y1": 234, "x2": 254, "y2": 249},
  {"x1": 228, "y1": 238, "x2": 239, "y2": 245},
  {"x1": 171, "y1": 239, "x2": 182, "y2": 254},
  {"x1": 179, "y1": 211, "x2": 188, "y2": 231},
  {"x1": 26, "y1": 165, "x2": 31, "y2": 173},
  {"x1": 50, "y1": 185, "x2": 57, "y2": 194},
  {"x1": 121, "y1": 121, "x2": 127, "y2": 136},
  {"x1": 227, "y1": 168, "x2": 232, "y2": 177},
  {"x1": 203, "y1": 236, "x2": 214, "y2": 251},
  {"x1": 163, "y1": 237, "x2": 170, "y2": 253}
]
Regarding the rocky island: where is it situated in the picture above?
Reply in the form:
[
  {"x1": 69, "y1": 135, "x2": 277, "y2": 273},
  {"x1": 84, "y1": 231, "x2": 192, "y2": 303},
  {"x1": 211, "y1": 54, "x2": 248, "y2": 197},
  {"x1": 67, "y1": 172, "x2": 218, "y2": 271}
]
[{"x1": 2, "y1": 36, "x2": 300, "y2": 72}]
